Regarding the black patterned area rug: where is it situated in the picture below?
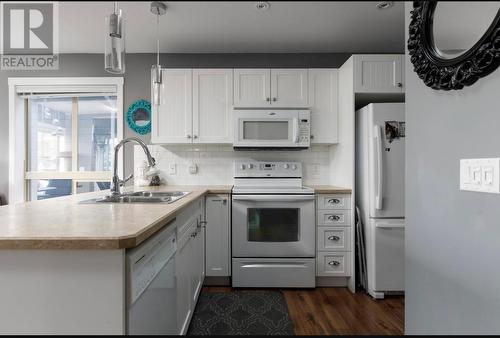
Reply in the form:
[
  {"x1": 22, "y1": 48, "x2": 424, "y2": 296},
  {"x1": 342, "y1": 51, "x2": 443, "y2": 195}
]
[{"x1": 187, "y1": 291, "x2": 295, "y2": 335}]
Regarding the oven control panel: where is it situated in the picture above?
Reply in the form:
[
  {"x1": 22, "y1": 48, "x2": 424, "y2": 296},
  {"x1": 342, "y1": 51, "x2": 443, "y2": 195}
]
[{"x1": 234, "y1": 160, "x2": 302, "y2": 178}]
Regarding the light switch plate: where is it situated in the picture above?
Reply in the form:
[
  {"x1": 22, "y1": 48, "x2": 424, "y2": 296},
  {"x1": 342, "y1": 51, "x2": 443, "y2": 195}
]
[{"x1": 460, "y1": 158, "x2": 500, "y2": 194}]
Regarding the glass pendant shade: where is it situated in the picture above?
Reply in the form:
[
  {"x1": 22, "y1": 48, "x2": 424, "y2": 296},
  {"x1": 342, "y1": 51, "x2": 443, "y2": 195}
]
[
  {"x1": 105, "y1": 9, "x2": 125, "y2": 74},
  {"x1": 152, "y1": 65, "x2": 163, "y2": 106}
]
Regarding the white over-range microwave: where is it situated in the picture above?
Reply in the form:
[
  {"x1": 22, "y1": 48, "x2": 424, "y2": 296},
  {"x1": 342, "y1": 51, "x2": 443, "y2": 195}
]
[{"x1": 233, "y1": 109, "x2": 311, "y2": 149}]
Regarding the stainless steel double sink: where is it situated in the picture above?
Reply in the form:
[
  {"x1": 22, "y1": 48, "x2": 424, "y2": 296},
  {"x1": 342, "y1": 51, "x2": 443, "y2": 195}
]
[{"x1": 80, "y1": 191, "x2": 190, "y2": 204}]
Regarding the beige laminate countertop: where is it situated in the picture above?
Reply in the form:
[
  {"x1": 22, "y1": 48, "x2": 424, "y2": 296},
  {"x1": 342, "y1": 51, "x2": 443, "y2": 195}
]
[
  {"x1": 310, "y1": 185, "x2": 352, "y2": 194},
  {"x1": 0, "y1": 185, "x2": 232, "y2": 250}
]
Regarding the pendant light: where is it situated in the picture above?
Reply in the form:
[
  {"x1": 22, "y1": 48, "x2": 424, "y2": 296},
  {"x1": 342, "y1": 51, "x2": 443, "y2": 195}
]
[
  {"x1": 105, "y1": 2, "x2": 126, "y2": 74},
  {"x1": 151, "y1": 1, "x2": 167, "y2": 107}
]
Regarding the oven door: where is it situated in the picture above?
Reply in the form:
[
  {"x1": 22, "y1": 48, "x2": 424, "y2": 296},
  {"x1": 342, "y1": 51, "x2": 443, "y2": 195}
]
[
  {"x1": 233, "y1": 110, "x2": 299, "y2": 148},
  {"x1": 232, "y1": 194, "x2": 315, "y2": 257}
]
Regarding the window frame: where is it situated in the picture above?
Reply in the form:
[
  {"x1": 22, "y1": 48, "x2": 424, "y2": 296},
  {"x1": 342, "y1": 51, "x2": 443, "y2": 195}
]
[{"x1": 8, "y1": 77, "x2": 124, "y2": 203}]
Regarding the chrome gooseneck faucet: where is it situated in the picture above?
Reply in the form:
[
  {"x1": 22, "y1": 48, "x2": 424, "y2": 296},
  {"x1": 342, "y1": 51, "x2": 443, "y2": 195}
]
[{"x1": 110, "y1": 137, "x2": 156, "y2": 195}]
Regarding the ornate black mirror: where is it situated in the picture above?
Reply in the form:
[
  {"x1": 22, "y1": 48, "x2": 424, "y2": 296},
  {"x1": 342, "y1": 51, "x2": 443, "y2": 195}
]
[{"x1": 408, "y1": 1, "x2": 500, "y2": 90}]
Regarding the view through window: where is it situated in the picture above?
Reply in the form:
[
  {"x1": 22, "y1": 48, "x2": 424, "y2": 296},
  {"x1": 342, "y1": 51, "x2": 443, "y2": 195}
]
[{"x1": 26, "y1": 95, "x2": 118, "y2": 201}]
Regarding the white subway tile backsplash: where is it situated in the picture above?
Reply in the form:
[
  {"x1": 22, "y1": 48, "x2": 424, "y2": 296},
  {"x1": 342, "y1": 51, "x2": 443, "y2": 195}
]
[{"x1": 134, "y1": 144, "x2": 331, "y2": 185}]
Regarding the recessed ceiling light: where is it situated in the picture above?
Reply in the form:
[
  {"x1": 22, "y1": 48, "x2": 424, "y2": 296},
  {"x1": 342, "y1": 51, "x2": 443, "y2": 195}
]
[
  {"x1": 255, "y1": 2, "x2": 270, "y2": 12},
  {"x1": 376, "y1": 1, "x2": 394, "y2": 10}
]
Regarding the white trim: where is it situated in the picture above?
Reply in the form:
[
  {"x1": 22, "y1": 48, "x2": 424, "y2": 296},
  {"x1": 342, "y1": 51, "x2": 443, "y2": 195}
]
[
  {"x1": 8, "y1": 77, "x2": 124, "y2": 204},
  {"x1": 8, "y1": 77, "x2": 124, "y2": 86},
  {"x1": 25, "y1": 172, "x2": 112, "y2": 181}
]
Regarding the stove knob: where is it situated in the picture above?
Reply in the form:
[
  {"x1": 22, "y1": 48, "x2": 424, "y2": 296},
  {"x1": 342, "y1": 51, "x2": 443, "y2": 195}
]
[
  {"x1": 283, "y1": 164, "x2": 289, "y2": 169},
  {"x1": 240, "y1": 164, "x2": 246, "y2": 170},
  {"x1": 247, "y1": 163, "x2": 254, "y2": 169},
  {"x1": 291, "y1": 164, "x2": 298, "y2": 170}
]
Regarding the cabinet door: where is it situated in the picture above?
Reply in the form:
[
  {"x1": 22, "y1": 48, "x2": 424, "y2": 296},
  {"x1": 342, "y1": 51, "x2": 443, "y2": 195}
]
[
  {"x1": 271, "y1": 69, "x2": 309, "y2": 107},
  {"x1": 233, "y1": 69, "x2": 271, "y2": 107},
  {"x1": 191, "y1": 219, "x2": 204, "y2": 307},
  {"x1": 151, "y1": 69, "x2": 193, "y2": 144},
  {"x1": 308, "y1": 69, "x2": 338, "y2": 144},
  {"x1": 205, "y1": 195, "x2": 230, "y2": 277},
  {"x1": 193, "y1": 69, "x2": 233, "y2": 143},
  {"x1": 175, "y1": 220, "x2": 194, "y2": 335},
  {"x1": 353, "y1": 55, "x2": 403, "y2": 93}
]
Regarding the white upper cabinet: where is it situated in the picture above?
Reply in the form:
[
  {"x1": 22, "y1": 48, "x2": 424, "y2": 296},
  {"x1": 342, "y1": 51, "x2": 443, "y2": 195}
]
[
  {"x1": 233, "y1": 69, "x2": 270, "y2": 107},
  {"x1": 353, "y1": 55, "x2": 404, "y2": 93},
  {"x1": 234, "y1": 68, "x2": 308, "y2": 107},
  {"x1": 192, "y1": 69, "x2": 233, "y2": 143},
  {"x1": 151, "y1": 69, "x2": 193, "y2": 144},
  {"x1": 152, "y1": 69, "x2": 233, "y2": 144},
  {"x1": 152, "y1": 67, "x2": 339, "y2": 144},
  {"x1": 308, "y1": 69, "x2": 339, "y2": 144},
  {"x1": 271, "y1": 69, "x2": 309, "y2": 107}
]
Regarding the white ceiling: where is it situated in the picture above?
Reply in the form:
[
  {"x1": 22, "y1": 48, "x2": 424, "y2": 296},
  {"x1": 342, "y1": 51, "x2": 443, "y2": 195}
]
[{"x1": 58, "y1": 1, "x2": 405, "y2": 53}]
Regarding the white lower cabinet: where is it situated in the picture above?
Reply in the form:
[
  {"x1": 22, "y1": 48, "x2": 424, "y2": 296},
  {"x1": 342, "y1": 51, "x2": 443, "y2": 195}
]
[
  {"x1": 316, "y1": 193, "x2": 353, "y2": 278},
  {"x1": 317, "y1": 252, "x2": 351, "y2": 277},
  {"x1": 205, "y1": 195, "x2": 231, "y2": 277},
  {"x1": 317, "y1": 209, "x2": 351, "y2": 227},
  {"x1": 175, "y1": 199, "x2": 204, "y2": 335},
  {"x1": 190, "y1": 214, "x2": 204, "y2": 307},
  {"x1": 176, "y1": 219, "x2": 194, "y2": 334},
  {"x1": 317, "y1": 227, "x2": 351, "y2": 251}
]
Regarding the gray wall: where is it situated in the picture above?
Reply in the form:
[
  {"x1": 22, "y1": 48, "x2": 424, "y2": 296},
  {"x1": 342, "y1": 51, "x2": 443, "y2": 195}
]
[
  {"x1": 0, "y1": 52, "x2": 350, "y2": 203},
  {"x1": 405, "y1": 3, "x2": 500, "y2": 334}
]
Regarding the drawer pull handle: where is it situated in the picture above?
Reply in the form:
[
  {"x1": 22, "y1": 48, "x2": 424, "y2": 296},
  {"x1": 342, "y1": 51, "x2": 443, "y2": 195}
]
[
  {"x1": 328, "y1": 215, "x2": 341, "y2": 221},
  {"x1": 328, "y1": 198, "x2": 341, "y2": 204},
  {"x1": 328, "y1": 235, "x2": 340, "y2": 241},
  {"x1": 328, "y1": 260, "x2": 341, "y2": 266}
]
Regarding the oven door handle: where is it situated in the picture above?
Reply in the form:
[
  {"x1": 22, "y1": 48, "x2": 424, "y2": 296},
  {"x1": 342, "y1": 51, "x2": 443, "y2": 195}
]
[{"x1": 232, "y1": 195, "x2": 315, "y2": 202}]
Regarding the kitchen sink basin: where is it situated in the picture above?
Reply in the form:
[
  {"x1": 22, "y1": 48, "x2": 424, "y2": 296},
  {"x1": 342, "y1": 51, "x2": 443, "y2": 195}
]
[{"x1": 80, "y1": 191, "x2": 190, "y2": 204}]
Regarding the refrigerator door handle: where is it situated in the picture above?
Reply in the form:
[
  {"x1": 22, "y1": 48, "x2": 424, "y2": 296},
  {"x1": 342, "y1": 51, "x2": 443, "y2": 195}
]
[
  {"x1": 374, "y1": 125, "x2": 384, "y2": 210},
  {"x1": 375, "y1": 223, "x2": 405, "y2": 229}
]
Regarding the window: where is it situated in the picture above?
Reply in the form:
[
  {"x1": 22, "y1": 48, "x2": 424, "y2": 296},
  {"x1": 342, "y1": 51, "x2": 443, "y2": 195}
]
[
  {"x1": 9, "y1": 78, "x2": 123, "y2": 203},
  {"x1": 26, "y1": 95, "x2": 118, "y2": 201}
]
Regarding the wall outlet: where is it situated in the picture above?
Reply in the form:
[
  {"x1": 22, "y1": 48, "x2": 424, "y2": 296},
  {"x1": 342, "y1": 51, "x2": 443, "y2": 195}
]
[
  {"x1": 188, "y1": 163, "x2": 198, "y2": 175},
  {"x1": 169, "y1": 164, "x2": 177, "y2": 175},
  {"x1": 460, "y1": 158, "x2": 500, "y2": 194}
]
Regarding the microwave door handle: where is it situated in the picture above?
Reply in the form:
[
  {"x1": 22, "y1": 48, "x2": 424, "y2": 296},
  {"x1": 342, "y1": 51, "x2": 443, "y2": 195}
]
[
  {"x1": 374, "y1": 124, "x2": 384, "y2": 210},
  {"x1": 293, "y1": 118, "x2": 299, "y2": 143}
]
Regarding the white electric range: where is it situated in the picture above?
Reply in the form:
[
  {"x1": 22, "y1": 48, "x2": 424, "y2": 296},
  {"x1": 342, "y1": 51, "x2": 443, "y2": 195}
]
[{"x1": 231, "y1": 160, "x2": 316, "y2": 288}]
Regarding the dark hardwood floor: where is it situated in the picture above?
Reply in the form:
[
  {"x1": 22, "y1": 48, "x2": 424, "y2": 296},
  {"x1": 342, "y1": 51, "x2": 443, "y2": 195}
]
[{"x1": 202, "y1": 286, "x2": 404, "y2": 335}]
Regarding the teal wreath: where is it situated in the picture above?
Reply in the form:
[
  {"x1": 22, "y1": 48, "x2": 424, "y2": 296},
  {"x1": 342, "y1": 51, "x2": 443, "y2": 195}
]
[{"x1": 127, "y1": 99, "x2": 151, "y2": 135}]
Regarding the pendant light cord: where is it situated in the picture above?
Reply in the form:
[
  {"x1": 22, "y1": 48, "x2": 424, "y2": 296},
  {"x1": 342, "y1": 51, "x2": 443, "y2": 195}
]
[{"x1": 156, "y1": 12, "x2": 160, "y2": 67}]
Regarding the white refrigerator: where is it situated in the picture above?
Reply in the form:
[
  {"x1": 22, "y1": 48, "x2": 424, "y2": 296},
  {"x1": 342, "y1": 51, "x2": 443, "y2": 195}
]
[{"x1": 356, "y1": 103, "x2": 405, "y2": 299}]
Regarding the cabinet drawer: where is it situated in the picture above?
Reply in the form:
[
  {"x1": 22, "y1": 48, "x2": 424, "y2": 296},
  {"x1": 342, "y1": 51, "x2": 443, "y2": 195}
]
[
  {"x1": 316, "y1": 252, "x2": 351, "y2": 277},
  {"x1": 317, "y1": 210, "x2": 351, "y2": 226},
  {"x1": 317, "y1": 227, "x2": 351, "y2": 251},
  {"x1": 317, "y1": 194, "x2": 351, "y2": 210}
]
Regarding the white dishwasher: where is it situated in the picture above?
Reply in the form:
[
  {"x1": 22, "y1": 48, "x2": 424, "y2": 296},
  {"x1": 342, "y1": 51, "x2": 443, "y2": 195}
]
[{"x1": 127, "y1": 221, "x2": 178, "y2": 335}]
